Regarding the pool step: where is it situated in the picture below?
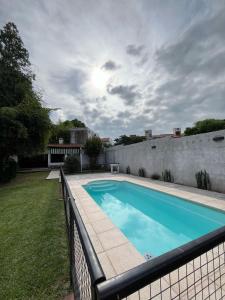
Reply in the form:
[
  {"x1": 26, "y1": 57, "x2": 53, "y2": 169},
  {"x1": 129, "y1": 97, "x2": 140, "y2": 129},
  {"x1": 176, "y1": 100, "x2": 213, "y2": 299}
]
[
  {"x1": 88, "y1": 182, "x2": 118, "y2": 192},
  {"x1": 89, "y1": 186, "x2": 117, "y2": 192}
]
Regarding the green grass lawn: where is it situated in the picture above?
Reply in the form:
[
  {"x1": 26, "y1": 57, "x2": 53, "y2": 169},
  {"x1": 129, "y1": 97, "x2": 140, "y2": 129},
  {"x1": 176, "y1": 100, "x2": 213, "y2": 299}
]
[{"x1": 0, "y1": 172, "x2": 70, "y2": 300}]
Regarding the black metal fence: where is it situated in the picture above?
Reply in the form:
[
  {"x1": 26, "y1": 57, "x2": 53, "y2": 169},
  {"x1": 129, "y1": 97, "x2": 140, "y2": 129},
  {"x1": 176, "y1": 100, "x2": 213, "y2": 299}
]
[
  {"x1": 60, "y1": 168, "x2": 106, "y2": 299},
  {"x1": 96, "y1": 228, "x2": 225, "y2": 300},
  {"x1": 60, "y1": 168, "x2": 225, "y2": 300}
]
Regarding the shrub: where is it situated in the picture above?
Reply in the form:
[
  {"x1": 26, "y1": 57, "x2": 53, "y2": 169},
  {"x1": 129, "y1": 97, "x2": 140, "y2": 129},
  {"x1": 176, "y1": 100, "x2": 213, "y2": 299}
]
[
  {"x1": 63, "y1": 155, "x2": 80, "y2": 174},
  {"x1": 126, "y1": 166, "x2": 130, "y2": 174},
  {"x1": 162, "y1": 169, "x2": 174, "y2": 182},
  {"x1": 85, "y1": 136, "x2": 102, "y2": 169},
  {"x1": 138, "y1": 168, "x2": 146, "y2": 177},
  {"x1": 151, "y1": 173, "x2": 160, "y2": 180},
  {"x1": 0, "y1": 158, "x2": 17, "y2": 183},
  {"x1": 195, "y1": 170, "x2": 211, "y2": 190}
]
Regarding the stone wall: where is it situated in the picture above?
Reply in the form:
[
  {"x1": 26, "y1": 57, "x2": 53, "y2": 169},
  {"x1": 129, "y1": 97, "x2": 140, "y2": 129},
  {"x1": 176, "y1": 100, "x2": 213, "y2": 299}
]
[{"x1": 105, "y1": 130, "x2": 225, "y2": 193}]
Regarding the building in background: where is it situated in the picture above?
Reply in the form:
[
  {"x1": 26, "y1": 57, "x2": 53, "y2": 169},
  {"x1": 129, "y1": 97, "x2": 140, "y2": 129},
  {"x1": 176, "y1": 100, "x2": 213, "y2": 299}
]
[
  {"x1": 145, "y1": 128, "x2": 182, "y2": 140},
  {"x1": 47, "y1": 127, "x2": 96, "y2": 168},
  {"x1": 101, "y1": 137, "x2": 112, "y2": 147},
  {"x1": 70, "y1": 127, "x2": 96, "y2": 144}
]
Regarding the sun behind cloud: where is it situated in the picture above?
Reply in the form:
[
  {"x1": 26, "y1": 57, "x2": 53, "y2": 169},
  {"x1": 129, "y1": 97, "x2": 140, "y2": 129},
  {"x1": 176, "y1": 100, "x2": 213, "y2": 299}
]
[{"x1": 90, "y1": 67, "x2": 109, "y2": 91}]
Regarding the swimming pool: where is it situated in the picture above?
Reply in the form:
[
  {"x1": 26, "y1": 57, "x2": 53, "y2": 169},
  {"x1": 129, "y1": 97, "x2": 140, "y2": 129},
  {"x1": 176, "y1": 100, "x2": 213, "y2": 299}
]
[{"x1": 83, "y1": 180, "x2": 225, "y2": 257}]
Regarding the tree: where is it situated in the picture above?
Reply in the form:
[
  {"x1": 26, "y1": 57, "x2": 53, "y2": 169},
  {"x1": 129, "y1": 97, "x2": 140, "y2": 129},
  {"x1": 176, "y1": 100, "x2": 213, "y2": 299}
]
[
  {"x1": 184, "y1": 119, "x2": 225, "y2": 136},
  {"x1": 0, "y1": 22, "x2": 33, "y2": 107},
  {"x1": 84, "y1": 136, "x2": 102, "y2": 169},
  {"x1": 63, "y1": 118, "x2": 85, "y2": 128},
  {"x1": 114, "y1": 134, "x2": 146, "y2": 145},
  {"x1": 49, "y1": 118, "x2": 86, "y2": 143},
  {"x1": 0, "y1": 22, "x2": 51, "y2": 180},
  {"x1": 50, "y1": 122, "x2": 71, "y2": 144}
]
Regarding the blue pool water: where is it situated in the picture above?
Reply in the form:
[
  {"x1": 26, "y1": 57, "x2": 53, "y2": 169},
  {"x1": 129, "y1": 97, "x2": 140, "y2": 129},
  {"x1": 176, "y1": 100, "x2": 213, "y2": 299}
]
[{"x1": 83, "y1": 180, "x2": 225, "y2": 257}]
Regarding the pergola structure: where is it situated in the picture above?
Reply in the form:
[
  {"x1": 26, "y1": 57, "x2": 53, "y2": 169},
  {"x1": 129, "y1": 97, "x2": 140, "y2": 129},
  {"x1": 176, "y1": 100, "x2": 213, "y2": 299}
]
[{"x1": 47, "y1": 144, "x2": 82, "y2": 168}]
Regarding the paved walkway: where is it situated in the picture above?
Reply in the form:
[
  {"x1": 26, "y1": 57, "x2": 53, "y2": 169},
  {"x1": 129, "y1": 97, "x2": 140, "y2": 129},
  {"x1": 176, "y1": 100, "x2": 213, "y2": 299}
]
[{"x1": 46, "y1": 170, "x2": 60, "y2": 180}]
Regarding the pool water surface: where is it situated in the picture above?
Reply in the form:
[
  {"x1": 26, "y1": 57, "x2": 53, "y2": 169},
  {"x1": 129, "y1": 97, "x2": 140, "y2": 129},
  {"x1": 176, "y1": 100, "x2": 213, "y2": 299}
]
[{"x1": 84, "y1": 180, "x2": 225, "y2": 257}]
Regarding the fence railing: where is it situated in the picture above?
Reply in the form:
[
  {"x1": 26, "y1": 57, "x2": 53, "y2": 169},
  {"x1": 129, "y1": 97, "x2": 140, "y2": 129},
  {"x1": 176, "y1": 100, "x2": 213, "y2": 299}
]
[
  {"x1": 96, "y1": 226, "x2": 225, "y2": 299},
  {"x1": 60, "y1": 168, "x2": 225, "y2": 300},
  {"x1": 60, "y1": 168, "x2": 106, "y2": 299}
]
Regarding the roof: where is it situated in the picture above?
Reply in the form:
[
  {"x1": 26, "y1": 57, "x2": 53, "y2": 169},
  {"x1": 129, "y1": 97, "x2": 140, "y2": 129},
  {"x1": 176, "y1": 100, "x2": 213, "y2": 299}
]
[
  {"x1": 101, "y1": 137, "x2": 111, "y2": 142},
  {"x1": 48, "y1": 144, "x2": 82, "y2": 148},
  {"x1": 69, "y1": 127, "x2": 89, "y2": 132}
]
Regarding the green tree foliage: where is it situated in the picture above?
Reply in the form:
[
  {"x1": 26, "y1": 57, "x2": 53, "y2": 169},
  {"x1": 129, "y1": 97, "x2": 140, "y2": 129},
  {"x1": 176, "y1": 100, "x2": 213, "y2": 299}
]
[
  {"x1": 63, "y1": 118, "x2": 85, "y2": 128},
  {"x1": 0, "y1": 22, "x2": 51, "y2": 180},
  {"x1": 84, "y1": 136, "x2": 102, "y2": 168},
  {"x1": 0, "y1": 22, "x2": 33, "y2": 107},
  {"x1": 184, "y1": 119, "x2": 225, "y2": 136},
  {"x1": 49, "y1": 118, "x2": 86, "y2": 143},
  {"x1": 114, "y1": 134, "x2": 146, "y2": 145},
  {"x1": 50, "y1": 122, "x2": 71, "y2": 144}
]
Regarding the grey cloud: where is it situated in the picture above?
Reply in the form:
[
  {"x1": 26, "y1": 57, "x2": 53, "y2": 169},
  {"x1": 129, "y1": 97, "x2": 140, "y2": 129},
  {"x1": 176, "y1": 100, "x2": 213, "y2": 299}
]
[
  {"x1": 116, "y1": 111, "x2": 131, "y2": 119},
  {"x1": 155, "y1": 10, "x2": 225, "y2": 77},
  {"x1": 136, "y1": 53, "x2": 149, "y2": 66},
  {"x1": 126, "y1": 44, "x2": 145, "y2": 56},
  {"x1": 126, "y1": 43, "x2": 148, "y2": 67},
  {"x1": 1, "y1": 0, "x2": 225, "y2": 139},
  {"x1": 143, "y1": 9, "x2": 225, "y2": 133},
  {"x1": 93, "y1": 117, "x2": 126, "y2": 137},
  {"x1": 101, "y1": 60, "x2": 121, "y2": 70},
  {"x1": 84, "y1": 108, "x2": 99, "y2": 119},
  {"x1": 52, "y1": 68, "x2": 87, "y2": 95},
  {"x1": 155, "y1": 77, "x2": 188, "y2": 98},
  {"x1": 92, "y1": 114, "x2": 153, "y2": 138},
  {"x1": 107, "y1": 84, "x2": 141, "y2": 105}
]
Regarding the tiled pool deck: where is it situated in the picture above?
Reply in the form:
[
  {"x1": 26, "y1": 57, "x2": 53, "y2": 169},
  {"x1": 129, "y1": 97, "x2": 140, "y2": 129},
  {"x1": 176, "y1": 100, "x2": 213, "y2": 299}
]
[{"x1": 66, "y1": 173, "x2": 225, "y2": 298}]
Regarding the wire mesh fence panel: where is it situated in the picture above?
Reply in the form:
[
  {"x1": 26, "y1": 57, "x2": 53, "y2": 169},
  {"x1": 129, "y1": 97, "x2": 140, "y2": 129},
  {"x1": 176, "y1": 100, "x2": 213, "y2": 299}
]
[
  {"x1": 60, "y1": 168, "x2": 106, "y2": 300},
  {"x1": 71, "y1": 218, "x2": 93, "y2": 300},
  {"x1": 119, "y1": 242, "x2": 225, "y2": 300}
]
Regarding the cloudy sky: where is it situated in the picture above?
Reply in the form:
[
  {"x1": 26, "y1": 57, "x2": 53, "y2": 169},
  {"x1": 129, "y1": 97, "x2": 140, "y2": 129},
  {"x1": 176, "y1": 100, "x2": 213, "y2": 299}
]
[{"x1": 1, "y1": 0, "x2": 225, "y2": 138}]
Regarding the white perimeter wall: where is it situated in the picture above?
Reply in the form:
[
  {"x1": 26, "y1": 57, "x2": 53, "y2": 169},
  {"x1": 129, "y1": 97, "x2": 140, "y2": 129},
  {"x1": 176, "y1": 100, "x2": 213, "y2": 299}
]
[
  {"x1": 105, "y1": 130, "x2": 225, "y2": 193},
  {"x1": 81, "y1": 152, "x2": 106, "y2": 169}
]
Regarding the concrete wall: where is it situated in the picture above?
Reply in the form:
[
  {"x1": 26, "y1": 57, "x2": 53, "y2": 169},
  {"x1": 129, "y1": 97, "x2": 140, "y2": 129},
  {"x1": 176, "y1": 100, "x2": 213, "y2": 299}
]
[
  {"x1": 81, "y1": 152, "x2": 106, "y2": 169},
  {"x1": 105, "y1": 130, "x2": 225, "y2": 193}
]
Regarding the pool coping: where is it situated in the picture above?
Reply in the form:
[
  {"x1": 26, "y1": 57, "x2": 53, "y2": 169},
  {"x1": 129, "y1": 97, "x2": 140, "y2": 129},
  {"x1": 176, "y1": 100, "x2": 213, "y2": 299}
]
[{"x1": 66, "y1": 173, "x2": 225, "y2": 282}]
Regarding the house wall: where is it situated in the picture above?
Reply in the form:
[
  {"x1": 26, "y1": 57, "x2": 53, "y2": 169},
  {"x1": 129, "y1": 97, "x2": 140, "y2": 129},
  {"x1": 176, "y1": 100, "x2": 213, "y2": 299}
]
[
  {"x1": 70, "y1": 130, "x2": 88, "y2": 144},
  {"x1": 105, "y1": 130, "x2": 225, "y2": 193},
  {"x1": 70, "y1": 128, "x2": 96, "y2": 144}
]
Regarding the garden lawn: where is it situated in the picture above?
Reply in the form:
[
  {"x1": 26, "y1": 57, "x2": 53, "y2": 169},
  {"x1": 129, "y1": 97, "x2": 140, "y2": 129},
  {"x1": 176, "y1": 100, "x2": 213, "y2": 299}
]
[{"x1": 0, "y1": 172, "x2": 70, "y2": 300}]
